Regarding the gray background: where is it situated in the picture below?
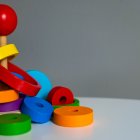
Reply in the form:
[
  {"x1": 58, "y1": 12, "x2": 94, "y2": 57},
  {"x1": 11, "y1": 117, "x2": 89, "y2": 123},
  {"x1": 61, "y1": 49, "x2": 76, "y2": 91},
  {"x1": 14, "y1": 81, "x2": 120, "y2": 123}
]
[{"x1": 0, "y1": 0, "x2": 140, "y2": 99}]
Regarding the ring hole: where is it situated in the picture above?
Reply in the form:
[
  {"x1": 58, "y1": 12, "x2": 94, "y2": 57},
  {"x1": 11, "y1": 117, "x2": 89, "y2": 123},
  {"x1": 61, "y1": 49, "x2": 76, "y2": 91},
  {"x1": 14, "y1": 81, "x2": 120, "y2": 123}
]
[
  {"x1": 60, "y1": 96, "x2": 67, "y2": 104},
  {"x1": 12, "y1": 116, "x2": 18, "y2": 120},
  {"x1": 73, "y1": 109, "x2": 79, "y2": 112},
  {"x1": 7, "y1": 116, "x2": 18, "y2": 121},
  {"x1": 36, "y1": 102, "x2": 44, "y2": 108}
]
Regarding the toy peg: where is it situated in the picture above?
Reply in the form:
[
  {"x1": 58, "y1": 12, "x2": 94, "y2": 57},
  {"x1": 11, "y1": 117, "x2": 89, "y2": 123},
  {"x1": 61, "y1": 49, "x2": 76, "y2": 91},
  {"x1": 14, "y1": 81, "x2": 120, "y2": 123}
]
[{"x1": 0, "y1": 4, "x2": 17, "y2": 69}]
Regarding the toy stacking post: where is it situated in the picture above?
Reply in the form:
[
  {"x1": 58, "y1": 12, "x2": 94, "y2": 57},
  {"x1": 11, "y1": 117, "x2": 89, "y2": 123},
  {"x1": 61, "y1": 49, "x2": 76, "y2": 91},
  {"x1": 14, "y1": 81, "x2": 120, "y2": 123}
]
[
  {"x1": 0, "y1": 36, "x2": 7, "y2": 68},
  {"x1": 0, "y1": 4, "x2": 17, "y2": 69},
  {"x1": 0, "y1": 4, "x2": 17, "y2": 90}
]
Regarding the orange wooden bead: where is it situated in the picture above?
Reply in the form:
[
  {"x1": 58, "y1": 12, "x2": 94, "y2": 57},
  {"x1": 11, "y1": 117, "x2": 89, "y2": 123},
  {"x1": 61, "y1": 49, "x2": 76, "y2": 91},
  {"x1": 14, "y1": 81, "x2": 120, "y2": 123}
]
[{"x1": 53, "y1": 106, "x2": 94, "y2": 127}]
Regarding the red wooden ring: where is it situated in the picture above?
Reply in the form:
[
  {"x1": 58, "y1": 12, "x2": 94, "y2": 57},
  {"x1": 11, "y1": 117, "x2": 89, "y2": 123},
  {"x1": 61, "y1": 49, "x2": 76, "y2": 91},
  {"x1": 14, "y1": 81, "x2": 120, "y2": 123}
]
[
  {"x1": 47, "y1": 86, "x2": 74, "y2": 105},
  {"x1": 0, "y1": 62, "x2": 41, "y2": 96}
]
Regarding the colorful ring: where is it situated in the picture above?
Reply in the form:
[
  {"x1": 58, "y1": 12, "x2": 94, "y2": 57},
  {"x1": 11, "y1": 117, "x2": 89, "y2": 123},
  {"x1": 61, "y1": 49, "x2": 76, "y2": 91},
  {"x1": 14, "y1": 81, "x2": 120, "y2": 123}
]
[
  {"x1": 53, "y1": 106, "x2": 94, "y2": 127},
  {"x1": 27, "y1": 70, "x2": 52, "y2": 99},
  {"x1": 0, "y1": 113, "x2": 31, "y2": 135},
  {"x1": 0, "y1": 62, "x2": 41, "y2": 96},
  {"x1": 47, "y1": 86, "x2": 74, "y2": 105},
  {"x1": 0, "y1": 44, "x2": 19, "y2": 61},
  {"x1": 0, "y1": 94, "x2": 24, "y2": 112},
  {"x1": 53, "y1": 98, "x2": 80, "y2": 110},
  {"x1": 0, "y1": 89, "x2": 19, "y2": 103},
  {"x1": 21, "y1": 97, "x2": 54, "y2": 123}
]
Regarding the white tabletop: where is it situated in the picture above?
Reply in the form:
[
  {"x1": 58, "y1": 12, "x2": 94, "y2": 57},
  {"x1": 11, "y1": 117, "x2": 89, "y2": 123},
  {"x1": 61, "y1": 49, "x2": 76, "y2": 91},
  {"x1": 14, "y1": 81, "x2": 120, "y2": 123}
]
[{"x1": 0, "y1": 97, "x2": 140, "y2": 140}]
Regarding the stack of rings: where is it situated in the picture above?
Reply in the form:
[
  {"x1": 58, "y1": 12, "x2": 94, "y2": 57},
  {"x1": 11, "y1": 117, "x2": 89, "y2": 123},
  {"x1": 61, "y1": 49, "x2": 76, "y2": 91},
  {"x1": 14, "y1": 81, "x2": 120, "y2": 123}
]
[
  {"x1": 0, "y1": 94, "x2": 24, "y2": 112},
  {"x1": 0, "y1": 43, "x2": 93, "y2": 133},
  {"x1": 47, "y1": 86, "x2": 80, "y2": 110},
  {"x1": 0, "y1": 43, "x2": 41, "y2": 135},
  {"x1": 0, "y1": 44, "x2": 41, "y2": 96},
  {"x1": 0, "y1": 44, "x2": 20, "y2": 104}
]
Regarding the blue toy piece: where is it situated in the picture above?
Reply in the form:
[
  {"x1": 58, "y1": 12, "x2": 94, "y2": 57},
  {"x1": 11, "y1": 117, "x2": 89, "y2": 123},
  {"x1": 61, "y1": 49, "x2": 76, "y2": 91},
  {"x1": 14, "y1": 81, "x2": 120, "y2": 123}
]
[
  {"x1": 21, "y1": 96, "x2": 53, "y2": 123},
  {"x1": 26, "y1": 70, "x2": 52, "y2": 99},
  {"x1": 12, "y1": 72, "x2": 24, "y2": 80}
]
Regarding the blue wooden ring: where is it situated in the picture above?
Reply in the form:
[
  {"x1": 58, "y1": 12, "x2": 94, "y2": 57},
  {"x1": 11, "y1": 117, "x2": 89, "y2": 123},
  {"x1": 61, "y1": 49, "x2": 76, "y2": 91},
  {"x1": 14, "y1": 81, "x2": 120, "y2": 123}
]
[
  {"x1": 21, "y1": 96, "x2": 53, "y2": 123},
  {"x1": 26, "y1": 70, "x2": 52, "y2": 99},
  {"x1": 12, "y1": 72, "x2": 24, "y2": 80}
]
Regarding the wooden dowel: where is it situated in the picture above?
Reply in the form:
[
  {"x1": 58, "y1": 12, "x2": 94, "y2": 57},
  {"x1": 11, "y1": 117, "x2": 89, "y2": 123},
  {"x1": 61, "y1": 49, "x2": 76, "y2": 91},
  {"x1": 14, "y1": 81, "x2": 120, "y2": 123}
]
[
  {"x1": 0, "y1": 36, "x2": 9, "y2": 90},
  {"x1": 0, "y1": 36, "x2": 8, "y2": 69}
]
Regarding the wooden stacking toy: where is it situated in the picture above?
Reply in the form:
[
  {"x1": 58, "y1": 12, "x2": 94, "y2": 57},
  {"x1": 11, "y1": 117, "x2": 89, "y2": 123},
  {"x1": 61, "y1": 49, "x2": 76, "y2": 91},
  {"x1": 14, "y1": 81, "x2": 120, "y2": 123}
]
[
  {"x1": 0, "y1": 4, "x2": 94, "y2": 136},
  {"x1": 0, "y1": 4, "x2": 40, "y2": 135}
]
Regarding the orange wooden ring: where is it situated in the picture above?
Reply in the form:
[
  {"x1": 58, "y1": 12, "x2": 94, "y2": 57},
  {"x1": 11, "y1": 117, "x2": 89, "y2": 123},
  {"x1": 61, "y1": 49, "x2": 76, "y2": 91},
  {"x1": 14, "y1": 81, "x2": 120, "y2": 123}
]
[
  {"x1": 0, "y1": 89, "x2": 19, "y2": 103},
  {"x1": 53, "y1": 106, "x2": 94, "y2": 127}
]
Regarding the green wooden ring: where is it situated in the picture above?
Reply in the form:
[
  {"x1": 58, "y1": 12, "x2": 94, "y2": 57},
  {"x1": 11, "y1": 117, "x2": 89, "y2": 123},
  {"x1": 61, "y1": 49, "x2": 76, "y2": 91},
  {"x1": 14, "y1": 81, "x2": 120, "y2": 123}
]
[
  {"x1": 0, "y1": 113, "x2": 31, "y2": 135},
  {"x1": 53, "y1": 98, "x2": 80, "y2": 110}
]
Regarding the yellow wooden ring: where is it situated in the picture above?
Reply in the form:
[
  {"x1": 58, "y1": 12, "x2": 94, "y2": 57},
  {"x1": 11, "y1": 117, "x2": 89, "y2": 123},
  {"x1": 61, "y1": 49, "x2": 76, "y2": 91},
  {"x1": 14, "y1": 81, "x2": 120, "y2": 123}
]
[
  {"x1": 53, "y1": 106, "x2": 94, "y2": 127},
  {"x1": 0, "y1": 44, "x2": 19, "y2": 61},
  {"x1": 0, "y1": 90, "x2": 19, "y2": 103}
]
